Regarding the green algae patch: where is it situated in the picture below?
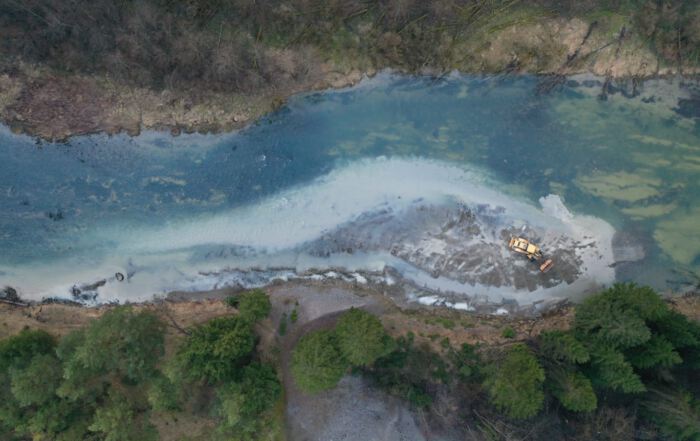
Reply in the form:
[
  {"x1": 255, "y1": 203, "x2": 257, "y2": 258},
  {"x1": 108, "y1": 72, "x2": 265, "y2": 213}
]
[
  {"x1": 575, "y1": 171, "x2": 661, "y2": 202},
  {"x1": 629, "y1": 134, "x2": 700, "y2": 152},
  {"x1": 621, "y1": 203, "x2": 678, "y2": 220},
  {"x1": 654, "y1": 206, "x2": 700, "y2": 269}
]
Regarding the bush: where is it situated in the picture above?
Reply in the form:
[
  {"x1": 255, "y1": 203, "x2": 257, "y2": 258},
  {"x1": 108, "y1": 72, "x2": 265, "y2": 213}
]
[
  {"x1": 278, "y1": 312, "x2": 288, "y2": 336},
  {"x1": 501, "y1": 326, "x2": 515, "y2": 339},
  {"x1": 291, "y1": 330, "x2": 348, "y2": 393},
  {"x1": 177, "y1": 316, "x2": 255, "y2": 383},
  {"x1": 225, "y1": 296, "x2": 239, "y2": 308},
  {"x1": 335, "y1": 308, "x2": 390, "y2": 367},
  {"x1": 237, "y1": 289, "x2": 271, "y2": 323},
  {"x1": 486, "y1": 344, "x2": 545, "y2": 419}
]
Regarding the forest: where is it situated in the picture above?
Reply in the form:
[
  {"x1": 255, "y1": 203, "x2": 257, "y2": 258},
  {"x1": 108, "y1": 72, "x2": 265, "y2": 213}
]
[
  {"x1": 2, "y1": 0, "x2": 699, "y2": 94},
  {"x1": 1, "y1": 284, "x2": 699, "y2": 440}
]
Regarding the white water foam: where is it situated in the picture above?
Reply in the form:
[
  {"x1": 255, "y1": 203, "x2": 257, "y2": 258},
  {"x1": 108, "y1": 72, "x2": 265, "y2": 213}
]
[{"x1": 1, "y1": 157, "x2": 615, "y2": 305}]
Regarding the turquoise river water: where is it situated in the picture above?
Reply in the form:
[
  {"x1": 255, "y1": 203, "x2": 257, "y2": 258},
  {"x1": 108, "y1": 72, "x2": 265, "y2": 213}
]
[{"x1": 0, "y1": 73, "x2": 698, "y2": 306}]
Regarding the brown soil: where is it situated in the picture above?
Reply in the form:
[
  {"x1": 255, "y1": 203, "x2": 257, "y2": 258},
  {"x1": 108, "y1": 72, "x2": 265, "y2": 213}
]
[{"x1": 0, "y1": 62, "x2": 368, "y2": 141}]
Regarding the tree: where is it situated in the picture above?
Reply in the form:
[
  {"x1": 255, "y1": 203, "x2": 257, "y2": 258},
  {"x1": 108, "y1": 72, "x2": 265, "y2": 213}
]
[
  {"x1": 291, "y1": 330, "x2": 348, "y2": 393},
  {"x1": 589, "y1": 345, "x2": 645, "y2": 394},
  {"x1": 177, "y1": 316, "x2": 255, "y2": 383},
  {"x1": 237, "y1": 289, "x2": 271, "y2": 323},
  {"x1": 643, "y1": 388, "x2": 700, "y2": 441},
  {"x1": 88, "y1": 390, "x2": 157, "y2": 441},
  {"x1": 335, "y1": 308, "x2": 389, "y2": 367},
  {"x1": 25, "y1": 399, "x2": 86, "y2": 438},
  {"x1": 485, "y1": 344, "x2": 545, "y2": 419},
  {"x1": 574, "y1": 283, "x2": 668, "y2": 350},
  {"x1": 147, "y1": 374, "x2": 181, "y2": 412},
  {"x1": 216, "y1": 363, "x2": 281, "y2": 435},
  {"x1": 549, "y1": 368, "x2": 597, "y2": 412},
  {"x1": 56, "y1": 329, "x2": 106, "y2": 401},
  {"x1": 627, "y1": 335, "x2": 682, "y2": 369},
  {"x1": 539, "y1": 330, "x2": 589, "y2": 364},
  {"x1": 0, "y1": 329, "x2": 55, "y2": 371},
  {"x1": 10, "y1": 354, "x2": 62, "y2": 407},
  {"x1": 63, "y1": 307, "x2": 165, "y2": 383}
]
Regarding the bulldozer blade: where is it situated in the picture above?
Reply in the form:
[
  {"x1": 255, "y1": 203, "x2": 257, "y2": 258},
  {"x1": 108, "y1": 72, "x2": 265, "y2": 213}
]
[{"x1": 539, "y1": 259, "x2": 554, "y2": 273}]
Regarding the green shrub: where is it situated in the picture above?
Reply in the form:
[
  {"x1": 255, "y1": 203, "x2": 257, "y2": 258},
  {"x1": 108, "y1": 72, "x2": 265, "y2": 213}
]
[
  {"x1": 291, "y1": 330, "x2": 348, "y2": 393},
  {"x1": 278, "y1": 313, "x2": 288, "y2": 336},
  {"x1": 501, "y1": 326, "x2": 515, "y2": 339},
  {"x1": 486, "y1": 344, "x2": 545, "y2": 419},
  {"x1": 290, "y1": 308, "x2": 298, "y2": 323},
  {"x1": 449, "y1": 343, "x2": 481, "y2": 380},
  {"x1": 237, "y1": 289, "x2": 271, "y2": 323}
]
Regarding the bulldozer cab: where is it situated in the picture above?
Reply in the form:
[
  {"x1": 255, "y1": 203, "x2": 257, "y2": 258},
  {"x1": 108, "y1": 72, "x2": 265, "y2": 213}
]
[
  {"x1": 508, "y1": 237, "x2": 543, "y2": 259},
  {"x1": 508, "y1": 236, "x2": 553, "y2": 272}
]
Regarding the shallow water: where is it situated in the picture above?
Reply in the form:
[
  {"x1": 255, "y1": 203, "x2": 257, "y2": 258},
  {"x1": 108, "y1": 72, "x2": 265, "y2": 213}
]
[{"x1": 1, "y1": 73, "x2": 698, "y2": 305}]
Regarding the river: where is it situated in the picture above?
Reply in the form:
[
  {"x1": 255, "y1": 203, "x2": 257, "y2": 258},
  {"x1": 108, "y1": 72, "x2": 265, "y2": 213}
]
[{"x1": 1, "y1": 73, "x2": 698, "y2": 308}]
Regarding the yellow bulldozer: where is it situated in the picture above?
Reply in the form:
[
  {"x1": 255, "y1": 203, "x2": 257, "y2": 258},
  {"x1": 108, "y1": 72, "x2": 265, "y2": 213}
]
[{"x1": 508, "y1": 236, "x2": 554, "y2": 273}]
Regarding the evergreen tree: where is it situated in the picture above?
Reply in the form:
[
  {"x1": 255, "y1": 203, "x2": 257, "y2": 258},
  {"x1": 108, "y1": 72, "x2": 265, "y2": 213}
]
[
  {"x1": 485, "y1": 344, "x2": 545, "y2": 419},
  {"x1": 574, "y1": 283, "x2": 668, "y2": 350},
  {"x1": 589, "y1": 345, "x2": 646, "y2": 393},
  {"x1": 548, "y1": 368, "x2": 597, "y2": 412},
  {"x1": 216, "y1": 362, "x2": 281, "y2": 436},
  {"x1": 335, "y1": 308, "x2": 390, "y2": 367},
  {"x1": 540, "y1": 330, "x2": 590, "y2": 364},
  {"x1": 643, "y1": 388, "x2": 700, "y2": 441},
  {"x1": 177, "y1": 316, "x2": 255, "y2": 383},
  {"x1": 291, "y1": 330, "x2": 348, "y2": 393}
]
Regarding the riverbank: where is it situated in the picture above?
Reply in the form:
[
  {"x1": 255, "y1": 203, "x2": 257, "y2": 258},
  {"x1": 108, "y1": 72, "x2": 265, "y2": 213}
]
[{"x1": 2, "y1": 0, "x2": 700, "y2": 141}]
